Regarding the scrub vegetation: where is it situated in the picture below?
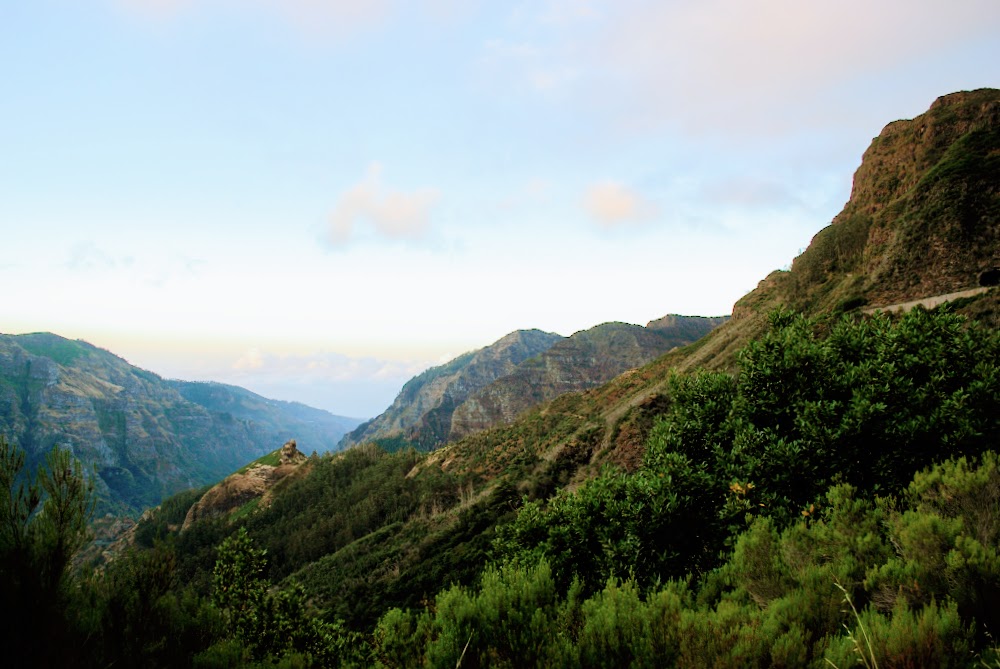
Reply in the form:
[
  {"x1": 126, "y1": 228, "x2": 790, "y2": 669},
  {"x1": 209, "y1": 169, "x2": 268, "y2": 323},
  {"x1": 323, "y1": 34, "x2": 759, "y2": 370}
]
[{"x1": 3, "y1": 306, "x2": 999, "y2": 667}]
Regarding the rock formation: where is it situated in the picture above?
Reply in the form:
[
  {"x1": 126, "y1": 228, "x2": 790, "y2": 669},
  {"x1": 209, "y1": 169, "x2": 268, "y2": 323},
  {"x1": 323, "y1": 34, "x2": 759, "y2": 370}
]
[{"x1": 182, "y1": 439, "x2": 309, "y2": 530}]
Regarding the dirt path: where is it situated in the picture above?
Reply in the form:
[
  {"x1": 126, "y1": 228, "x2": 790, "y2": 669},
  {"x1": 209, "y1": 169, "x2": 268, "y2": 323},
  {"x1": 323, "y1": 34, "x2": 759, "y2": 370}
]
[{"x1": 863, "y1": 286, "x2": 991, "y2": 314}]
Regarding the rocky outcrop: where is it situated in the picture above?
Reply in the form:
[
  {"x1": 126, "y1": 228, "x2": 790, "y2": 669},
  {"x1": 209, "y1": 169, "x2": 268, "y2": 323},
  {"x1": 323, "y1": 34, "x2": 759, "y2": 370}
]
[
  {"x1": 778, "y1": 88, "x2": 1000, "y2": 313},
  {"x1": 419, "y1": 90, "x2": 1000, "y2": 487},
  {"x1": 0, "y1": 334, "x2": 361, "y2": 514},
  {"x1": 181, "y1": 439, "x2": 308, "y2": 530},
  {"x1": 339, "y1": 329, "x2": 563, "y2": 450}
]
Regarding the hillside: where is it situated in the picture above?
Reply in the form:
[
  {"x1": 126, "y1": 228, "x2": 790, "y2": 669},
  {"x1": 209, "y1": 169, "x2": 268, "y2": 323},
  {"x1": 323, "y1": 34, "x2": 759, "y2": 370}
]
[
  {"x1": 280, "y1": 89, "x2": 1000, "y2": 616},
  {"x1": 0, "y1": 333, "x2": 360, "y2": 514},
  {"x1": 54, "y1": 88, "x2": 1000, "y2": 666}
]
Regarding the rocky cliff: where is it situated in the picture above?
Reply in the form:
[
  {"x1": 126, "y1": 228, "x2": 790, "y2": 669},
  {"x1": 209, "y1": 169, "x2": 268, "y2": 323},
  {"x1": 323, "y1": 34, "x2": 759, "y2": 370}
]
[
  {"x1": 0, "y1": 333, "x2": 360, "y2": 514},
  {"x1": 449, "y1": 315, "x2": 727, "y2": 439},
  {"x1": 339, "y1": 329, "x2": 563, "y2": 450},
  {"x1": 745, "y1": 88, "x2": 1000, "y2": 318}
]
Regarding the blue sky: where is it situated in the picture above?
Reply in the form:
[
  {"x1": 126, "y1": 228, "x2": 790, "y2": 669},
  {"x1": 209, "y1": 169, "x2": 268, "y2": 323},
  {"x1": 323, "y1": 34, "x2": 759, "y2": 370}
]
[{"x1": 3, "y1": 0, "x2": 998, "y2": 418}]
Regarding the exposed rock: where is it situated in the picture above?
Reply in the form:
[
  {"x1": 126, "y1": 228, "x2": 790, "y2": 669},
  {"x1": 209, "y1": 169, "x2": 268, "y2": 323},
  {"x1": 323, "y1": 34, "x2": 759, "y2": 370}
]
[
  {"x1": 449, "y1": 316, "x2": 727, "y2": 439},
  {"x1": 280, "y1": 438, "x2": 307, "y2": 465},
  {"x1": 342, "y1": 315, "x2": 726, "y2": 451},
  {"x1": 181, "y1": 439, "x2": 309, "y2": 530},
  {"x1": 339, "y1": 329, "x2": 563, "y2": 450},
  {"x1": 801, "y1": 88, "x2": 1000, "y2": 309}
]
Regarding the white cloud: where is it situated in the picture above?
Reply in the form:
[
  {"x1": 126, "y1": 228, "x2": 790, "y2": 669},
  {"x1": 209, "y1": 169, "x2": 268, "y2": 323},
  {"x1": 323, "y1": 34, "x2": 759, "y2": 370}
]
[
  {"x1": 233, "y1": 347, "x2": 265, "y2": 371},
  {"x1": 584, "y1": 181, "x2": 658, "y2": 227},
  {"x1": 328, "y1": 162, "x2": 441, "y2": 245}
]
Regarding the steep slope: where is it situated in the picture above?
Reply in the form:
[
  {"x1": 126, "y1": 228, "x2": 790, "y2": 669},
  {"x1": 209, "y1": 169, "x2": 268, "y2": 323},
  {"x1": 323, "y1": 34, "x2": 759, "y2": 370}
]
[
  {"x1": 338, "y1": 329, "x2": 563, "y2": 450},
  {"x1": 0, "y1": 333, "x2": 361, "y2": 514},
  {"x1": 449, "y1": 315, "x2": 727, "y2": 439},
  {"x1": 144, "y1": 88, "x2": 1000, "y2": 634},
  {"x1": 632, "y1": 87, "x2": 1000, "y2": 383},
  {"x1": 301, "y1": 89, "x2": 1000, "y2": 618}
]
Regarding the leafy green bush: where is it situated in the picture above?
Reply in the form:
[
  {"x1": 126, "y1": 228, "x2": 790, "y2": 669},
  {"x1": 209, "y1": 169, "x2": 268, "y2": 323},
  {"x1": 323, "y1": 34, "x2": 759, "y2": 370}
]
[{"x1": 496, "y1": 308, "x2": 1000, "y2": 593}]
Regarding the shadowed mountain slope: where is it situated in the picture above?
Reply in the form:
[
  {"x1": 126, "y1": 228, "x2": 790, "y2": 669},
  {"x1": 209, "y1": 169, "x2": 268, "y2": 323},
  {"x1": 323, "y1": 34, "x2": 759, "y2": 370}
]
[
  {"x1": 0, "y1": 333, "x2": 360, "y2": 514},
  {"x1": 449, "y1": 315, "x2": 728, "y2": 439}
]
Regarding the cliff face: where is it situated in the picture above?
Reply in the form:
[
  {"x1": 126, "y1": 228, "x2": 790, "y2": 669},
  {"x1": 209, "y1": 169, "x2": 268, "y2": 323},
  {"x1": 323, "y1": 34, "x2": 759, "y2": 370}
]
[
  {"x1": 339, "y1": 329, "x2": 563, "y2": 450},
  {"x1": 0, "y1": 333, "x2": 360, "y2": 514},
  {"x1": 449, "y1": 316, "x2": 727, "y2": 439},
  {"x1": 699, "y1": 89, "x2": 1000, "y2": 378},
  {"x1": 781, "y1": 88, "x2": 1000, "y2": 312}
]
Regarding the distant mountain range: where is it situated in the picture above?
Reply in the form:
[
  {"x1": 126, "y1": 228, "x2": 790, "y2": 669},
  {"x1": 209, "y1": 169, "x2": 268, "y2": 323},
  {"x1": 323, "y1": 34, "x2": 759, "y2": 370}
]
[
  {"x1": 339, "y1": 315, "x2": 727, "y2": 450},
  {"x1": 0, "y1": 333, "x2": 361, "y2": 514}
]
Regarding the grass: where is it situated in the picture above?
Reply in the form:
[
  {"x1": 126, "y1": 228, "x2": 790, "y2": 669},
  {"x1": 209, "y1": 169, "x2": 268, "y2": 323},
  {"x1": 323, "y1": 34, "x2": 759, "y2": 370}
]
[
  {"x1": 15, "y1": 333, "x2": 89, "y2": 366},
  {"x1": 236, "y1": 449, "x2": 281, "y2": 474},
  {"x1": 826, "y1": 581, "x2": 880, "y2": 669}
]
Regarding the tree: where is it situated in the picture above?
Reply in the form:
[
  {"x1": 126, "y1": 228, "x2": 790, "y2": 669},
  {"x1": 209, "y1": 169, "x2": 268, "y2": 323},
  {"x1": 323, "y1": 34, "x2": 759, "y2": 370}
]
[
  {"x1": 210, "y1": 527, "x2": 370, "y2": 666},
  {"x1": 0, "y1": 436, "x2": 96, "y2": 666}
]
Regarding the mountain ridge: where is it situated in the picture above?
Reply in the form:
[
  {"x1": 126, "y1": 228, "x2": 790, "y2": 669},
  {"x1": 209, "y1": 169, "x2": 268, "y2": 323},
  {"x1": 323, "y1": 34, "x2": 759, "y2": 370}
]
[
  {"x1": 338, "y1": 329, "x2": 564, "y2": 450},
  {"x1": 0, "y1": 332, "x2": 360, "y2": 514},
  {"x1": 341, "y1": 315, "x2": 727, "y2": 451}
]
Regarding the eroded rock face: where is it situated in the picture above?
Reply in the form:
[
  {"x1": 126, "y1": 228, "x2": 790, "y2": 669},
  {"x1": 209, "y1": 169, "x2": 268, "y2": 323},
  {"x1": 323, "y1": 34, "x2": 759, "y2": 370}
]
[
  {"x1": 280, "y1": 438, "x2": 308, "y2": 465},
  {"x1": 449, "y1": 316, "x2": 728, "y2": 439},
  {"x1": 339, "y1": 330, "x2": 563, "y2": 450},
  {"x1": 833, "y1": 89, "x2": 1000, "y2": 307},
  {"x1": 182, "y1": 439, "x2": 308, "y2": 530},
  {"x1": 341, "y1": 316, "x2": 727, "y2": 450}
]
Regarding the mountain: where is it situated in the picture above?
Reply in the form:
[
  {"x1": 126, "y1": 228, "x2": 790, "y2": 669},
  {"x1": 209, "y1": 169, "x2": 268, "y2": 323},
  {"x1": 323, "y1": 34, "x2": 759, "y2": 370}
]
[
  {"x1": 436, "y1": 88, "x2": 1000, "y2": 480},
  {"x1": 0, "y1": 333, "x2": 361, "y2": 514},
  {"x1": 661, "y1": 88, "x2": 1000, "y2": 379},
  {"x1": 449, "y1": 315, "x2": 728, "y2": 439},
  {"x1": 341, "y1": 316, "x2": 726, "y2": 451},
  {"x1": 338, "y1": 329, "x2": 564, "y2": 450},
  {"x1": 124, "y1": 88, "x2": 1000, "y2": 646}
]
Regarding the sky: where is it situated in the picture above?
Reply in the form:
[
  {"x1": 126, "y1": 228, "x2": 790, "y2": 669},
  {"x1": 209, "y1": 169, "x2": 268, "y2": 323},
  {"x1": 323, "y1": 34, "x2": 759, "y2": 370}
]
[{"x1": 2, "y1": 0, "x2": 998, "y2": 418}]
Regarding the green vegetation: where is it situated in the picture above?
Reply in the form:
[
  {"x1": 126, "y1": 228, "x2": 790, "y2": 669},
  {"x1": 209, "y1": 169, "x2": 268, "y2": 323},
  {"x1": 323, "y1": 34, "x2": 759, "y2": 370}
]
[
  {"x1": 15, "y1": 332, "x2": 90, "y2": 366},
  {"x1": 377, "y1": 451, "x2": 998, "y2": 668},
  {"x1": 372, "y1": 308, "x2": 1000, "y2": 667},
  {"x1": 3, "y1": 306, "x2": 999, "y2": 667}
]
